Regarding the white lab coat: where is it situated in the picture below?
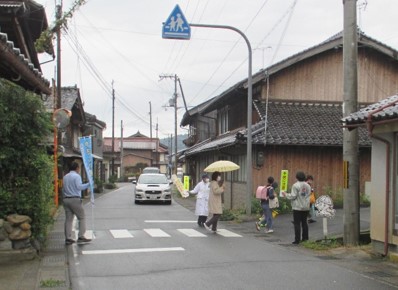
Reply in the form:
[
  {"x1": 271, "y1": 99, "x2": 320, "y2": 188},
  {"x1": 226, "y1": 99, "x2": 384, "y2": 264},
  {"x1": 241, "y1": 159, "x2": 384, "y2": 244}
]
[{"x1": 190, "y1": 180, "x2": 210, "y2": 216}]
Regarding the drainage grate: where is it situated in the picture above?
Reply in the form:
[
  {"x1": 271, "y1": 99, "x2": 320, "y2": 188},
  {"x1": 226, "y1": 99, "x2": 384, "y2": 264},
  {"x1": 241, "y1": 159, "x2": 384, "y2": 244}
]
[
  {"x1": 47, "y1": 232, "x2": 64, "y2": 240},
  {"x1": 42, "y1": 255, "x2": 66, "y2": 267}
]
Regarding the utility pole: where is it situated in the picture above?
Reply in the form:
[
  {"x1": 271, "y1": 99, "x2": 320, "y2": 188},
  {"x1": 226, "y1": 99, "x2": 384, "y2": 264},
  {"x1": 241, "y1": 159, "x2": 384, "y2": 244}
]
[
  {"x1": 111, "y1": 81, "x2": 115, "y2": 178},
  {"x1": 174, "y1": 74, "x2": 178, "y2": 175},
  {"x1": 343, "y1": 0, "x2": 360, "y2": 245},
  {"x1": 159, "y1": 74, "x2": 179, "y2": 174},
  {"x1": 55, "y1": 1, "x2": 62, "y2": 109},
  {"x1": 120, "y1": 120, "x2": 124, "y2": 179},
  {"x1": 170, "y1": 134, "x2": 173, "y2": 177},
  {"x1": 149, "y1": 101, "x2": 153, "y2": 140},
  {"x1": 156, "y1": 119, "x2": 158, "y2": 139}
]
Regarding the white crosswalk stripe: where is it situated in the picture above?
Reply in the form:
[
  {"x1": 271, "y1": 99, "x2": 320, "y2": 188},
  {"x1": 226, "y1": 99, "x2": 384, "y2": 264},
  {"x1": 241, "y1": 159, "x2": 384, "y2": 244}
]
[
  {"x1": 215, "y1": 229, "x2": 242, "y2": 237},
  {"x1": 110, "y1": 229, "x2": 134, "y2": 238},
  {"x1": 177, "y1": 229, "x2": 207, "y2": 237},
  {"x1": 144, "y1": 228, "x2": 171, "y2": 237}
]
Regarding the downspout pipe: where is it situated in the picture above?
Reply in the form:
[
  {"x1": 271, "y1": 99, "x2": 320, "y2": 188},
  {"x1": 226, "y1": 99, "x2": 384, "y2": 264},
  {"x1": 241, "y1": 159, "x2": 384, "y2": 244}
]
[{"x1": 366, "y1": 100, "x2": 398, "y2": 257}]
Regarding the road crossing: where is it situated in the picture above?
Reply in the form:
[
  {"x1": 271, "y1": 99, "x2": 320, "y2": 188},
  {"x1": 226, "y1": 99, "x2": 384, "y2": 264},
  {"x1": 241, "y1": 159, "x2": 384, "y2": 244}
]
[{"x1": 77, "y1": 227, "x2": 242, "y2": 240}]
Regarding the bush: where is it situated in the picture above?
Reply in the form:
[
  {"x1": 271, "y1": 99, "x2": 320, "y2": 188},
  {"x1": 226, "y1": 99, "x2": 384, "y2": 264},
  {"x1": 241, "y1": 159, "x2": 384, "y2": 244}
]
[
  {"x1": 0, "y1": 79, "x2": 54, "y2": 241},
  {"x1": 104, "y1": 183, "x2": 117, "y2": 189},
  {"x1": 252, "y1": 195, "x2": 292, "y2": 216},
  {"x1": 94, "y1": 178, "x2": 103, "y2": 193}
]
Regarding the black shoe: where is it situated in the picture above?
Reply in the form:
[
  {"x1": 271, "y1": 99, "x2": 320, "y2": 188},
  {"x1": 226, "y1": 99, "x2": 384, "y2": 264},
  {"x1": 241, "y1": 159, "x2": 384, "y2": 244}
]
[
  {"x1": 292, "y1": 241, "x2": 300, "y2": 245},
  {"x1": 308, "y1": 219, "x2": 316, "y2": 223},
  {"x1": 65, "y1": 239, "x2": 75, "y2": 245},
  {"x1": 77, "y1": 237, "x2": 92, "y2": 244}
]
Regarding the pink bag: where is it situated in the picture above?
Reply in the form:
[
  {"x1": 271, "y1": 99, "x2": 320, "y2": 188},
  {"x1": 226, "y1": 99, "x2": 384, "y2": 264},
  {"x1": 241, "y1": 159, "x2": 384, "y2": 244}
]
[{"x1": 255, "y1": 186, "x2": 268, "y2": 199}]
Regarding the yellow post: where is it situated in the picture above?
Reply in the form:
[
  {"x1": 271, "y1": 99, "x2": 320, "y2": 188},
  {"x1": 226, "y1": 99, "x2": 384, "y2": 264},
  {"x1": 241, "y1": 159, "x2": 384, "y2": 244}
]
[{"x1": 280, "y1": 170, "x2": 289, "y2": 192}]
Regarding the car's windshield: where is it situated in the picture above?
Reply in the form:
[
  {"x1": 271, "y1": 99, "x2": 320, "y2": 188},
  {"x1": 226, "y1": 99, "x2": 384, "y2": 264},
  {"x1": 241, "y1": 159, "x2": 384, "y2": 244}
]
[
  {"x1": 143, "y1": 167, "x2": 160, "y2": 173},
  {"x1": 138, "y1": 174, "x2": 168, "y2": 184}
]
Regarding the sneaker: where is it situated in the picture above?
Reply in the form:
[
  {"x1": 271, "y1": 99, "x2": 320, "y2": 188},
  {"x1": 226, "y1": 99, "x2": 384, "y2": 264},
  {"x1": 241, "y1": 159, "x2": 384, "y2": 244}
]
[
  {"x1": 255, "y1": 222, "x2": 260, "y2": 231},
  {"x1": 265, "y1": 229, "x2": 274, "y2": 234},
  {"x1": 204, "y1": 223, "x2": 212, "y2": 232},
  {"x1": 77, "y1": 237, "x2": 92, "y2": 244},
  {"x1": 65, "y1": 239, "x2": 75, "y2": 245}
]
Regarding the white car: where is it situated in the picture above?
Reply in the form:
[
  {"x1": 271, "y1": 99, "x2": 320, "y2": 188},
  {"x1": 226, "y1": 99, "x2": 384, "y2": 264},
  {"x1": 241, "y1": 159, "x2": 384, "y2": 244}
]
[
  {"x1": 142, "y1": 167, "x2": 160, "y2": 174},
  {"x1": 133, "y1": 173, "x2": 172, "y2": 205}
]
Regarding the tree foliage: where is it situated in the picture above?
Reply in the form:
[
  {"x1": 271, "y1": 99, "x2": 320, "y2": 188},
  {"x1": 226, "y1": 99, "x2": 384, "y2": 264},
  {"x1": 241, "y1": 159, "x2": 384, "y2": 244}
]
[
  {"x1": 35, "y1": 0, "x2": 88, "y2": 53},
  {"x1": 0, "y1": 79, "x2": 54, "y2": 240}
]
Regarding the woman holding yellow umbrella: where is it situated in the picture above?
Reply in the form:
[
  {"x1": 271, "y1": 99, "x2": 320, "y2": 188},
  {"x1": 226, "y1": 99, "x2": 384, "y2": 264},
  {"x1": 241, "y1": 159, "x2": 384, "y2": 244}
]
[{"x1": 204, "y1": 171, "x2": 225, "y2": 233}]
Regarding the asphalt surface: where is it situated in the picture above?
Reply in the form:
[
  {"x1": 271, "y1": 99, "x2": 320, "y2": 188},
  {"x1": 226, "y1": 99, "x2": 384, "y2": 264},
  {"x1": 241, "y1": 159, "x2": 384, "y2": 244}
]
[{"x1": 1, "y1": 185, "x2": 398, "y2": 289}]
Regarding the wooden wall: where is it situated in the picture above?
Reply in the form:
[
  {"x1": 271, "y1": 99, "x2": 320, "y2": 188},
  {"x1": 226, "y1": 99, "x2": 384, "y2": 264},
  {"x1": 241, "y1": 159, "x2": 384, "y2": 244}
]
[
  {"x1": 265, "y1": 48, "x2": 398, "y2": 103},
  {"x1": 251, "y1": 145, "x2": 371, "y2": 196}
]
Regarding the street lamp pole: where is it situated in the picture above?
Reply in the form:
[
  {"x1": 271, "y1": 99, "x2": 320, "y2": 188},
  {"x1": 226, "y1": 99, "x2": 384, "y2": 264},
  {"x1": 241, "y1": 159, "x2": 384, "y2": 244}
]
[{"x1": 190, "y1": 23, "x2": 253, "y2": 214}]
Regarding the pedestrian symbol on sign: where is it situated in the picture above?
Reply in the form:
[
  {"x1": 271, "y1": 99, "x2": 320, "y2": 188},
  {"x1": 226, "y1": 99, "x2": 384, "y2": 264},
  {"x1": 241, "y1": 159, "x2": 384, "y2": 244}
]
[{"x1": 162, "y1": 4, "x2": 191, "y2": 40}]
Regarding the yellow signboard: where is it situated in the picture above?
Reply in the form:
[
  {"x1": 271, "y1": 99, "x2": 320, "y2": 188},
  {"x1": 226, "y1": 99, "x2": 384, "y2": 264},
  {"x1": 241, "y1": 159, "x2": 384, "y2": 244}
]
[
  {"x1": 280, "y1": 170, "x2": 289, "y2": 192},
  {"x1": 184, "y1": 176, "x2": 190, "y2": 191},
  {"x1": 172, "y1": 174, "x2": 189, "y2": 198}
]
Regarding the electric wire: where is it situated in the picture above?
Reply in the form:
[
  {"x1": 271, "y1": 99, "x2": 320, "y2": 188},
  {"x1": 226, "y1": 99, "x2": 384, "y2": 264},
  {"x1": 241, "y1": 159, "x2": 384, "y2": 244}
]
[
  {"x1": 202, "y1": 0, "x2": 298, "y2": 102},
  {"x1": 189, "y1": 0, "x2": 271, "y2": 104},
  {"x1": 63, "y1": 28, "x2": 171, "y2": 135}
]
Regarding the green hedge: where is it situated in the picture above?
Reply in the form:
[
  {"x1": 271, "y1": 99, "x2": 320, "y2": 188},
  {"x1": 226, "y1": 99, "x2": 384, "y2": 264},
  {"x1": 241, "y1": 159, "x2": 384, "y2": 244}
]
[{"x1": 0, "y1": 79, "x2": 54, "y2": 241}]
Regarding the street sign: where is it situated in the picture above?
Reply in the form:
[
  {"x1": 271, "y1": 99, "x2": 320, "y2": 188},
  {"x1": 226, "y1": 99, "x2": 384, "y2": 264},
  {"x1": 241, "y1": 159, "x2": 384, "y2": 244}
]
[
  {"x1": 162, "y1": 4, "x2": 191, "y2": 40},
  {"x1": 280, "y1": 170, "x2": 289, "y2": 192}
]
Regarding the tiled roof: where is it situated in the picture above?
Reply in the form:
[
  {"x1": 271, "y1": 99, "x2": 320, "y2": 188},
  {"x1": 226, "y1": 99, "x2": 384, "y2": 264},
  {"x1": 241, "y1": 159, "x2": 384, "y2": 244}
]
[
  {"x1": 43, "y1": 86, "x2": 80, "y2": 111},
  {"x1": 342, "y1": 94, "x2": 398, "y2": 125},
  {"x1": 0, "y1": 31, "x2": 50, "y2": 91},
  {"x1": 185, "y1": 101, "x2": 371, "y2": 156},
  {"x1": 254, "y1": 101, "x2": 370, "y2": 146},
  {"x1": 185, "y1": 131, "x2": 240, "y2": 156}
]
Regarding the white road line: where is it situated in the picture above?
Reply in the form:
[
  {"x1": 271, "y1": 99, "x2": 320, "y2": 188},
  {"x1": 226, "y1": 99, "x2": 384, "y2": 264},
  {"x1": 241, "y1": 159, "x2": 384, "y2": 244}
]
[
  {"x1": 110, "y1": 229, "x2": 134, "y2": 238},
  {"x1": 177, "y1": 229, "x2": 207, "y2": 237},
  {"x1": 144, "y1": 228, "x2": 171, "y2": 237},
  {"x1": 85, "y1": 230, "x2": 96, "y2": 239},
  {"x1": 145, "y1": 220, "x2": 196, "y2": 223},
  {"x1": 216, "y1": 229, "x2": 242, "y2": 237},
  {"x1": 82, "y1": 247, "x2": 185, "y2": 255}
]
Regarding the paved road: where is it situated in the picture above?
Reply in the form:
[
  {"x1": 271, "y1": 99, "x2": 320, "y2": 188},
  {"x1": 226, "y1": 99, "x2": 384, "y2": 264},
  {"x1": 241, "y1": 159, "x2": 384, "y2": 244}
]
[{"x1": 66, "y1": 183, "x2": 397, "y2": 290}]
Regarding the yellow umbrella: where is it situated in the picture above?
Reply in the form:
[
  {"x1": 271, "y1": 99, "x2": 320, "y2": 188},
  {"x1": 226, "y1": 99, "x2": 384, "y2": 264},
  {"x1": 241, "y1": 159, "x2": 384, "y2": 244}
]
[{"x1": 204, "y1": 160, "x2": 240, "y2": 172}]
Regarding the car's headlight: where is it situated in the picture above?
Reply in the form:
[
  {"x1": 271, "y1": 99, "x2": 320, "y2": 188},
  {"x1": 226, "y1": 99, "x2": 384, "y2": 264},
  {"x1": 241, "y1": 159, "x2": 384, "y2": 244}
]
[
  {"x1": 136, "y1": 189, "x2": 144, "y2": 193},
  {"x1": 164, "y1": 188, "x2": 171, "y2": 193}
]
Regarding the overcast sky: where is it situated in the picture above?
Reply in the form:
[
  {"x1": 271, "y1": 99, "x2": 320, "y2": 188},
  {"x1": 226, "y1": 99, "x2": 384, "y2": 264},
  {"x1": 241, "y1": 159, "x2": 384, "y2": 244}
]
[{"x1": 36, "y1": 0, "x2": 398, "y2": 139}]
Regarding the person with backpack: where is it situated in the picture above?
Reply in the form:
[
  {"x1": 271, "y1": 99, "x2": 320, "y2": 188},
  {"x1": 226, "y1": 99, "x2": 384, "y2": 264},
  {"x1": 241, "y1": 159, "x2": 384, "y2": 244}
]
[{"x1": 255, "y1": 176, "x2": 275, "y2": 234}]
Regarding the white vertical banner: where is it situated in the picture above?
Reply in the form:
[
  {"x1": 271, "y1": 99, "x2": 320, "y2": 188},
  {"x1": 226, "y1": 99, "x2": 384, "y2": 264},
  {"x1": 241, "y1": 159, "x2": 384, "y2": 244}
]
[{"x1": 79, "y1": 136, "x2": 95, "y2": 204}]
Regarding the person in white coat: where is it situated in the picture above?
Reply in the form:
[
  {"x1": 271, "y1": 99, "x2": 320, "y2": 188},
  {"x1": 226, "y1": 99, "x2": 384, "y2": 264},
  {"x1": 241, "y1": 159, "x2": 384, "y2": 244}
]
[{"x1": 190, "y1": 174, "x2": 210, "y2": 227}]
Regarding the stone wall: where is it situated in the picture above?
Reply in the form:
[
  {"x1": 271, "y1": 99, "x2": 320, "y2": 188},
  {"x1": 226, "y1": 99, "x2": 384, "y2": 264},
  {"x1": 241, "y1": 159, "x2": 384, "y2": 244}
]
[{"x1": 0, "y1": 214, "x2": 32, "y2": 250}]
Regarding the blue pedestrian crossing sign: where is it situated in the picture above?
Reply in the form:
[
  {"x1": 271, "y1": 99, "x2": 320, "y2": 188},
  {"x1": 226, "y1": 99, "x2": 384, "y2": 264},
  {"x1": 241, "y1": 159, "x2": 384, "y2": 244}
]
[{"x1": 162, "y1": 4, "x2": 191, "y2": 40}]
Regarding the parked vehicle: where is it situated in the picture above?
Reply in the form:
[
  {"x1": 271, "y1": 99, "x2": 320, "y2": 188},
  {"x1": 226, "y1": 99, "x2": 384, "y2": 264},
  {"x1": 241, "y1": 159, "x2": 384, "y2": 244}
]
[
  {"x1": 133, "y1": 173, "x2": 172, "y2": 205},
  {"x1": 142, "y1": 167, "x2": 160, "y2": 174}
]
